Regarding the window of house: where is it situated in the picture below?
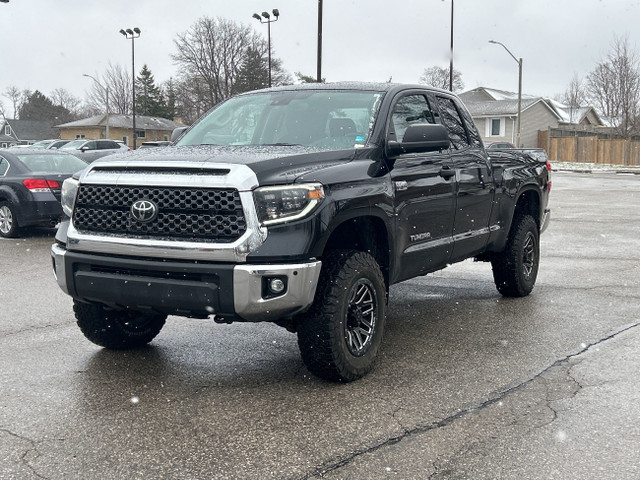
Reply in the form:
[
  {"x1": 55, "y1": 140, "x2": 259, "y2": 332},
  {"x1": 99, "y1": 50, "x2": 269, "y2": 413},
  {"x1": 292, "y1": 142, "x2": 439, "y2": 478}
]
[
  {"x1": 486, "y1": 118, "x2": 505, "y2": 137},
  {"x1": 163, "y1": 135, "x2": 169, "y2": 141},
  {"x1": 75, "y1": 134, "x2": 85, "y2": 139},
  {"x1": 135, "y1": 130, "x2": 146, "y2": 139},
  {"x1": 1, "y1": 143, "x2": 7, "y2": 149},
  {"x1": 122, "y1": 136, "x2": 129, "y2": 146},
  {"x1": 4, "y1": 126, "x2": 10, "y2": 136}
]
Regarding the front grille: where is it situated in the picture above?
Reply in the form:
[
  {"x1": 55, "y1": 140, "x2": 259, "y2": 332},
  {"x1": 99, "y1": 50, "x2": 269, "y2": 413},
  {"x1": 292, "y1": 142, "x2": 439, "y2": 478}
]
[{"x1": 73, "y1": 185, "x2": 246, "y2": 242}]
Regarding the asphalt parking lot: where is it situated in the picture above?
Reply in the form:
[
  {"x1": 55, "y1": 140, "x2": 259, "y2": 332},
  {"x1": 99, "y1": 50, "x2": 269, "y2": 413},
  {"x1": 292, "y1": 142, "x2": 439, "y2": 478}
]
[{"x1": 1, "y1": 171, "x2": 639, "y2": 479}]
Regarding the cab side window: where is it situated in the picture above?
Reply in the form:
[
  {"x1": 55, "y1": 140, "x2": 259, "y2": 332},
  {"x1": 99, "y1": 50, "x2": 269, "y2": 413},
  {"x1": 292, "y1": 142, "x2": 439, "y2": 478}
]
[
  {"x1": 436, "y1": 96, "x2": 470, "y2": 150},
  {"x1": 390, "y1": 94, "x2": 438, "y2": 142}
]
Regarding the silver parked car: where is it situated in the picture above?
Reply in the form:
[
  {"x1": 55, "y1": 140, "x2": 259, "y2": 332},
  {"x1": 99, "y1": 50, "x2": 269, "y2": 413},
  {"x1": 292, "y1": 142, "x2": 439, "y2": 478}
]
[{"x1": 60, "y1": 139, "x2": 130, "y2": 162}]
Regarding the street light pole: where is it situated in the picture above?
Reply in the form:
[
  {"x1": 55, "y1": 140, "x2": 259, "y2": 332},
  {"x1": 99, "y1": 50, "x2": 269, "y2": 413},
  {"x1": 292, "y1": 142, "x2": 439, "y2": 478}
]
[
  {"x1": 83, "y1": 74, "x2": 109, "y2": 139},
  {"x1": 120, "y1": 27, "x2": 141, "y2": 149},
  {"x1": 317, "y1": 0, "x2": 323, "y2": 83},
  {"x1": 489, "y1": 40, "x2": 523, "y2": 147},
  {"x1": 448, "y1": 0, "x2": 454, "y2": 91},
  {"x1": 252, "y1": 9, "x2": 280, "y2": 88}
]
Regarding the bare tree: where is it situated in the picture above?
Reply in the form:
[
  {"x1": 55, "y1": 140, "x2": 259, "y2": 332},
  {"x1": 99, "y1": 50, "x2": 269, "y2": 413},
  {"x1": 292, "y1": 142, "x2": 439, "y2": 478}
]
[
  {"x1": 84, "y1": 63, "x2": 132, "y2": 115},
  {"x1": 557, "y1": 74, "x2": 587, "y2": 123},
  {"x1": 586, "y1": 36, "x2": 640, "y2": 135},
  {"x1": 51, "y1": 88, "x2": 82, "y2": 120},
  {"x1": 172, "y1": 16, "x2": 289, "y2": 114},
  {"x1": 419, "y1": 66, "x2": 464, "y2": 92},
  {"x1": 3, "y1": 86, "x2": 25, "y2": 118}
]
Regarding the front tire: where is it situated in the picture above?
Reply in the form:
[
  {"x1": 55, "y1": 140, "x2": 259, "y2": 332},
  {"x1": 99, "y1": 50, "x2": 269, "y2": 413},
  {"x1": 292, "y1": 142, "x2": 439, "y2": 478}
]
[
  {"x1": 74, "y1": 300, "x2": 166, "y2": 349},
  {"x1": 297, "y1": 250, "x2": 386, "y2": 382},
  {"x1": 491, "y1": 214, "x2": 540, "y2": 297},
  {"x1": 0, "y1": 202, "x2": 20, "y2": 238}
]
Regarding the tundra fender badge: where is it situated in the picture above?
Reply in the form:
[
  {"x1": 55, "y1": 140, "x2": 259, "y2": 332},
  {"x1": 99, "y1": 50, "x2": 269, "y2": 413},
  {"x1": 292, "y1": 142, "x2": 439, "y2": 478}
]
[{"x1": 131, "y1": 199, "x2": 158, "y2": 223}]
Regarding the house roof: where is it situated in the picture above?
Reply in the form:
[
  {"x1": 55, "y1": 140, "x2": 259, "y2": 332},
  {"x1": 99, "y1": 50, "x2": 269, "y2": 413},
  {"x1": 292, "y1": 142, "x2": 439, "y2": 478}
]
[
  {"x1": 460, "y1": 87, "x2": 604, "y2": 126},
  {"x1": 3, "y1": 119, "x2": 58, "y2": 141},
  {"x1": 463, "y1": 97, "x2": 561, "y2": 120},
  {"x1": 56, "y1": 114, "x2": 185, "y2": 131}
]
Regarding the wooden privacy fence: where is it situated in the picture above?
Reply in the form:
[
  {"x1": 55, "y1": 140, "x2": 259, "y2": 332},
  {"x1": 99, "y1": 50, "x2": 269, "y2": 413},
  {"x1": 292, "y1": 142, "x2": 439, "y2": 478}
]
[{"x1": 538, "y1": 130, "x2": 640, "y2": 165}]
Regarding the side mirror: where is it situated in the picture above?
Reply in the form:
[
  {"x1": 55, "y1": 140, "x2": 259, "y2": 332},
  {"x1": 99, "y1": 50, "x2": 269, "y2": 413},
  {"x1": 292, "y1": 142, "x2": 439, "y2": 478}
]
[
  {"x1": 171, "y1": 126, "x2": 188, "y2": 143},
  {"x1": 80, "y1": 146, "x2": 90, "y2": 152},
  {"x1": 387, "y1": 124, "x2": 450, "y2": 157}
]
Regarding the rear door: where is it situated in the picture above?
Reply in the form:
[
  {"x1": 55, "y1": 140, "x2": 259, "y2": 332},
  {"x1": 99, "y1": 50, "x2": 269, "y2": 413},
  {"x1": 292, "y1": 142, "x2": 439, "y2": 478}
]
[
  {"x1": 388, "y1": 92, "x2": 455, "y2": 282},
  {"x1": 433, "y1": 94, "x2": 494, "y2": 261}
]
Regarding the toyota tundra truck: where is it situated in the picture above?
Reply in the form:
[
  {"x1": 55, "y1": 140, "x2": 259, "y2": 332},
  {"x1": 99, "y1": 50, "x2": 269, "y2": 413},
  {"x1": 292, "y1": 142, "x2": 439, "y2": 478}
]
[{"x1": 51, "y1": 83, "x2": 551, "y2": 382}]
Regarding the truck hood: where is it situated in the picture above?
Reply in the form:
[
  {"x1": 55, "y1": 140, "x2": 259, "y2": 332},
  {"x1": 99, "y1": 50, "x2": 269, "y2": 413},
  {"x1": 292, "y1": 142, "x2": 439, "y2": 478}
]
[{"x1": 95, "y1": 144, "x2": 357, "y2": 185}]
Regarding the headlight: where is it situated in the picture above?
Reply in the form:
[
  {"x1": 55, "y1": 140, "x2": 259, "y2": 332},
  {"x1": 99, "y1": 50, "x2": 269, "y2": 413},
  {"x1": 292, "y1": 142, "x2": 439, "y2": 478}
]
[
  {"x1": 254, "y1": 183, "x2": 325, "y2": 226},
  {"x1": 61, "y1": 177, "x2": 80, "y2": 217}
]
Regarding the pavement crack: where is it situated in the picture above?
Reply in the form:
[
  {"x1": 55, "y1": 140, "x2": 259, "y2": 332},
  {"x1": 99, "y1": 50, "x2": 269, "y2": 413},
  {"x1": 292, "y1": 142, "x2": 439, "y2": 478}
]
[
  {"x1": 300, "y1": 320, "x2": 640, "y2": 480},
  {"x1": 0, "y1": 427, "x2": 48, "y2": 480}
]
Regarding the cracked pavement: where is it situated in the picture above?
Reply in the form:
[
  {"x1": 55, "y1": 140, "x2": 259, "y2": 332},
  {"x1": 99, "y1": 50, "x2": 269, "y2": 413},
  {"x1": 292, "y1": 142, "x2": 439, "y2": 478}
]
[{"x1": 1, "y1": 172, "x2": 639, "y2": 479}]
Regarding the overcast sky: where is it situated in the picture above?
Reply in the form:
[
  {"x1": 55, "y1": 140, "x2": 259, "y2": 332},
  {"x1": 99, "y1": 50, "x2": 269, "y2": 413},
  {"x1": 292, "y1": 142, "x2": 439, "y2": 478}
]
[{"x1": 1, "y1": 0, "x2": 639, "y2": 116}]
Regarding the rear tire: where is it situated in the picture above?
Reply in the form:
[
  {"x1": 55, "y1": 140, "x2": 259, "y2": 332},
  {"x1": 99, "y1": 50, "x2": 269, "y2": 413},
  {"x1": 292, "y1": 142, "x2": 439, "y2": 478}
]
[
  {"x1": 491, "y1": 214, "x2": 540, "y2": 297},
  {"x1": 74, "y1": 300, "x2": 166, "y2": 349},
  {"x1": 0, "y1": 202, "x2": 20, "y2": 238},
  {"x1": 297, "y1": 250, "x2": 386, "y2": 382}
]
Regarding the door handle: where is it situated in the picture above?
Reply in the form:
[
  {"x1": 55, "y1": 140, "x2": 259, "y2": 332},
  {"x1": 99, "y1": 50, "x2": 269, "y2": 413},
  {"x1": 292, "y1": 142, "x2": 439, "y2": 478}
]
[{"x1": 439, "y1": 166, "x2": 455, "y2": 179}]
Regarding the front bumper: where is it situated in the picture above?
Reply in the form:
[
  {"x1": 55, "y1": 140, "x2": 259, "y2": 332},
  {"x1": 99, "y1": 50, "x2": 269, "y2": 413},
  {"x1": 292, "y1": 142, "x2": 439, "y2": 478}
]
[{"x1": 51, "y1": 243, "x2": 321, "y2": 322}]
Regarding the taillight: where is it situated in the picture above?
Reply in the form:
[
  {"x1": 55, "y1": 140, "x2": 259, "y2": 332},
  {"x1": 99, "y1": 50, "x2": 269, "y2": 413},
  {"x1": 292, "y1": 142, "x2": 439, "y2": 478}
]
[
  {"x1": 23, "y1": 179, "x2": 60, "y2": 192},
  {"x1": 546, "y1": 160, "x2": 552, "y2": 191}
]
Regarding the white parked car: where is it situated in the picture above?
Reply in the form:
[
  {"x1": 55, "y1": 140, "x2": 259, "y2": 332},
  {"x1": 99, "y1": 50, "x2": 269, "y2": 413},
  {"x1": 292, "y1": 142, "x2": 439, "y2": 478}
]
[{"x1": 60, "y1": 139, "x2": 130, "y2": 162}]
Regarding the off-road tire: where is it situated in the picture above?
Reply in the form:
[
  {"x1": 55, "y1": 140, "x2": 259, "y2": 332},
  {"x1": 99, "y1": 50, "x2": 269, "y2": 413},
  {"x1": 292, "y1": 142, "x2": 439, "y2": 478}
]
[
  {"x1": 491, "y1": 214, "x2": 540, "y2": 297},
  {"x1": 0, "y1": 201, "x2": 20, "y2": 238},
  {"x1": 297, "y1": 250, "x2": 386, "y2": 382},
  {"x1": 74, "y1": 300, "x2": 166, "y2": 349}
]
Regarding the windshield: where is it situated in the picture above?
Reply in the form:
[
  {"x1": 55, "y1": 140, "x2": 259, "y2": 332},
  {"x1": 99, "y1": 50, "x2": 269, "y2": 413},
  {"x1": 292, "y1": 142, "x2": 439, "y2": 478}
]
[
  {"x1": 18, "y1": 153, "x2": 87, "y2": 173},
  {"x1": 30, "y1": 140, "x2": 54, "y2": 149},
  {"x1": 60, "y1": 140, "x2": 87, "y2": 150},
  {"x1": 177, "y1": 90, "x2": 383, "y2": 150}
]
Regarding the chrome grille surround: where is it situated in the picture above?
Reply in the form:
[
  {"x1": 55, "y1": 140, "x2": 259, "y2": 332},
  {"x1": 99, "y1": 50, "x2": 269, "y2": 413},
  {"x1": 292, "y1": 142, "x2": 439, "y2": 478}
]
[{"x1": 65, "y1": 160, "x2": 266, "y2": 262}]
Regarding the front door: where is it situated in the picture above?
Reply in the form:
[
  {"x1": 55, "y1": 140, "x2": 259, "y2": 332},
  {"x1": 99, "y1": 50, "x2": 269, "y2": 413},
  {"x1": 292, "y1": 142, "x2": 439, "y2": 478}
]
[{"x1": 388, "y1": 93, "x2": 455, "y2": 282}]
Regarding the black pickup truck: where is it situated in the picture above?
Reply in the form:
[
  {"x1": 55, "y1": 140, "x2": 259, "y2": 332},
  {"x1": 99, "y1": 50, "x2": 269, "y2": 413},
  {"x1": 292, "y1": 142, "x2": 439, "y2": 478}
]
[{"x1": 51, "y1": 83, "x2": 550, "y2": 382}]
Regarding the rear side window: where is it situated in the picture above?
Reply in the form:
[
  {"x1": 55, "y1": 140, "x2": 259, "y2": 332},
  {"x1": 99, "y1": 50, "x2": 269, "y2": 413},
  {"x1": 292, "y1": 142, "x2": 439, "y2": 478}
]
[
  {"x1": 390, "y1": 94, "x2": 439, "y2": 142},
  {"x1": 98, "y1": 141, "x2": 118, "y2": 150},
  {"x1": 0, "y1": 157, "x2": 8, "y2": 176},
  {"x1": 436, "y1": 96, "x2": 470, "y2": 150}
]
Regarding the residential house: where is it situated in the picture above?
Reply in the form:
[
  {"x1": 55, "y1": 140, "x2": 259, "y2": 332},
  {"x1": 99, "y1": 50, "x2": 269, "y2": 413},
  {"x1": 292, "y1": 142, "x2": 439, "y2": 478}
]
[
  {"x1": 0, "y1": 118, "x2": 58, "y2": 148},
  {"x1": 459, "y1": 87, "x2": 604, "y2": 148},
  {"x1": 56, "y1": 114, "x2": 186, "y2": 149}
]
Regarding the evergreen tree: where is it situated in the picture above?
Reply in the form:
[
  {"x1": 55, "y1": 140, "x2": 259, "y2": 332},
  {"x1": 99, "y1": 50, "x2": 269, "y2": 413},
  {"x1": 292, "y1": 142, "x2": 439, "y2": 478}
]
[
  {"x1": 233, "y1": 48, "x2": 269, "y2": 94},
  {"x1": 18, "y1": 90, "x2": 73, "y2": 124},
  {"x1": 135, "y1": 64, "x2": 166, "y2": 117}
]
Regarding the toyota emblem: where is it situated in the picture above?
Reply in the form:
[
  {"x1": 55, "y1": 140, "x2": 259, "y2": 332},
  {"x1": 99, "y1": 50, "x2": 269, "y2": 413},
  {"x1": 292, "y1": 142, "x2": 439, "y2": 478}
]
[{"x1": 131, "y1": 199, "x2": 158, "y2": 223}]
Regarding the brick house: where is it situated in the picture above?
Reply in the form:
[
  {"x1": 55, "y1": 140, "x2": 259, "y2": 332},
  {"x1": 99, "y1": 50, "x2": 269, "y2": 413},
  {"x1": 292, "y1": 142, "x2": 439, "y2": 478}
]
[{"x1": 56, "y1": 114, "x2": 186, "y2": 149}]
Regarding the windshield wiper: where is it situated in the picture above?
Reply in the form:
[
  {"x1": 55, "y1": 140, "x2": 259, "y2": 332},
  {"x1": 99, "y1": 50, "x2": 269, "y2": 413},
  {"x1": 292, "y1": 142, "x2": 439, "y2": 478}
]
[{"x1": 260, "y1": 143, "x2": 303, "y2": 147}]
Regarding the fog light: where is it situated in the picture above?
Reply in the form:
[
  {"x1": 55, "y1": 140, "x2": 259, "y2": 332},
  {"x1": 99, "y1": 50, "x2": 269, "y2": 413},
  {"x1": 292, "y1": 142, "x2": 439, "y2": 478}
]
[{"x1": 268, "y1": 278, "x2": 286, "y2": 294}]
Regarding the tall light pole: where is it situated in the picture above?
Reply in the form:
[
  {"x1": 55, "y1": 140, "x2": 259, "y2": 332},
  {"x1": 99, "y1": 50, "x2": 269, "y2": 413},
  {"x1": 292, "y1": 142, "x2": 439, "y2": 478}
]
[
  {"x1": 317, "y1": 0, "x2": 323, "y2": 83},
  {"x1": 489, "y1": 40, "x2": 523, "y2": 147},
  {"x1": 120, "y1": 27, "x2": 140, "y2": 149},
  {"x1": 445, "y1": 0, "x2": 454, "y2": 91},
  {"x1": 252, "y1": 9, "x2": 279, "y2": 88},
  {"x1": 83, "y1": 74, "x2": 109, "y2": 139}
]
